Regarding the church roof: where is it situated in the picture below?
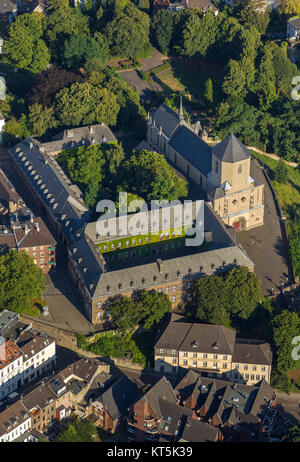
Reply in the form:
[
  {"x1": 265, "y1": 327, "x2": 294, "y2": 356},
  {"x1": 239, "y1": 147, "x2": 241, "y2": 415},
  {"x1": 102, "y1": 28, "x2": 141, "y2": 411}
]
[
  {"x1": 213, "y1": 133, "x2": 250, "y2": 163},
  {"x1": 169, "y1": 125, "x2": 212, "y2": 175}
]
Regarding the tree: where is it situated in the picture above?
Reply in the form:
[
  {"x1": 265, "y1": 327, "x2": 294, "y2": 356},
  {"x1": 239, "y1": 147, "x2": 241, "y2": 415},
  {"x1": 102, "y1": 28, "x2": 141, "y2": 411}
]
[
  {"x1": 28, "y1": 103, "x2": 57, "y2": 136},
  {"x1": 278, "y1": 0, "x2": 300, "y2": 15},
  {"x1": 189, "y1": 274, "x2": 231, "y2": 326},
  {"x1": 28, "y1": 68, "x2": 84, "y2": 106},
  {"x1": 104, "y1": 2, "x2": 150, "y2": 58},
  {"x1": 63, "y1": 34, "x2": 107, "y2": 69},
  {"x1": 109, "y1": 296, "x2": 142, "y2": 333},
  {"x1": 270, "y1": 369, "x2": 292, "y2": 393},
  {"x1": 121, "y1": 150, "x2": 188, "y2": 203},
  {"x1": 256, "y1": 46, "x2": 277, "y2": 111},
  {"x1": 273, "y1": 159, "x2": 289, "y2": 183},
  {"x1": 0, "y1": 250, "x2": 46, "y2": 314},
  {"x1": 137, "y1": 291, "x2": 172, "y2": 330},
  {"x1": 272, "y1": 310, "x2": 300, "y2": 371},
  {"x1": 57, "y1": 418, "x2": 95, "y2": 442},
  {"x1": 4, "y1": 14, "x2": 50, "y2": 73},
  {"x1": 222, "y1": 59, "x2": 247, "y2": 98},
  {"x1": 55, "y1": 82, "x2": 120, "y2": 127},
  {"x1": 204, "y1": 78, "x2": 213, "y2": 107},
  {"x1": 224, "y1": 266, "x2": 261, "y2": 326}
]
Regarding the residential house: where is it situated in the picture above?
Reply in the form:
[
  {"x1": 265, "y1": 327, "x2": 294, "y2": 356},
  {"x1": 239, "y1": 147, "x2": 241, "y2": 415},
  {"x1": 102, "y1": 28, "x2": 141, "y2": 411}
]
[
  {"x1": 154, "y1": 317, "x2": 272, "y2": 385},
  {"x1": 127, "y1": 376, "x2": 222, "y2": 442},
  {"x1": 92, "y1": 376, "x2": 142, "y2": 433},
  {"x1": 175, "y1": 369, "x2": 276, "y2": 441},
  {"x1": 0, "y1": 0, "x2": 17, "y2": 26},
  {"x1": 0, "y1": 340, "x2": 24, "y2": 399},
  {"x1": 0, "y1": 400, "x2": 31, "y2": 442},
  {"x1": 168, "y1": 0, "x2": 219, "y2": 15}
]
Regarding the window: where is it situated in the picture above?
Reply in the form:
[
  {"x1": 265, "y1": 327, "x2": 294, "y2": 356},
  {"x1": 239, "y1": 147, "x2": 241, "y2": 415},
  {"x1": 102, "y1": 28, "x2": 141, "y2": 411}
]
[
  {"x1": 238, "y1": 165, "x2": 242, "y2": 174},
  {"x1": 251, "y1": 375, "x2": 255, "y2": 380},
  {"x1": 213, "y1": 354, "x2": 218, "y2": 359},
  {"x1": 213, "y1": 362, "x2": 217, "y2": 368},
  {"x1": 215, "y1": 161, "x2": 219, "y2": 173},
  {"x1": 256, "y1": 375, "x2": 260, "y2": 380},
  {"x1": 160, "y1": 349, "x2": 164, "y2": 354},
  {"x1": 172, "y1": 286, "x2": 177, "y2": 292},
  {"x1": 203, "y1": 362, "x2": 207, "y2": 367},
  {"x1": 252, "y1": 366, "x2": 257, "y2": 371},
  {"x1": 244, "y1": 365, "x2": 248, "y2": 370},
  {"x1": 261, "y1": 366, "x2": 265, "y2": 372},
  {"x1": 193, "y1": 353, "x2": 197, "y2": 358},
  {"x1": 172, "y1": 296, "x2": 176, "y2": 303},
  {"x1": 193, "y1": 361, "x2": 197, "y2": 367},
  {"x1": 165, "y1": 287, "x2": 169, "y2": 294},
  {"x1": 183, "y1": 352, "x2": 188, "y2": 357},
  {"x1": 183, "y1": 360, "x2": 187, "y2": 366},
  {"x1": 245, "y1": 374, "x2": 249, "y2": 380},
  {"x1": 223, "y1": 363, "x2": 227, "y2": 369},
  {"x1": 223, "y1": 355, "x2": 227, "y2": 360},
  {"x1": 172, "y1": 358, "x2": 176, "y2": 364},
  {"x1": 235, "y1": 364, "x2": 239, "y2": 370},
  {"x1": 203, "y1": 353, "x2": 207, "y2": 359}
]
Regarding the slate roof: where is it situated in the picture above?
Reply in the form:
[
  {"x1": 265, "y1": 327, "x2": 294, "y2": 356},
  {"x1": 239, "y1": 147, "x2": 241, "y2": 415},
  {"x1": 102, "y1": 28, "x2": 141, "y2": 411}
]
[
  {"x1": 42, "y1": 123, "x2": 117, "y2": 154},
  {"x1": 169, "y1": 125, "x2": 212, "y2": 175},
  {"x1": 151, "y1": 103, "x2": 181, "y2": 138},
  {"x1": 134, "y1": 140, "x2": 155, "y2": 152},
  {"x1": 232, "y1": 339, "x2": 273, "y2": 366},
  {"x1": 288, "y1": 17, "x2": 300, "y2": 30},
  {"x1": 9, "y1": 138, "x2": 87, "y2": 240},
  {"x1": 213, "y1": 133, "x2": 251, "y2": 163},
  {"x1": 175, "y1": 369, "x2": 274, "y2": 427},
  {"x1": 97, "y1": 376, "x2": 141, "y2": 420},
  {"x1": 186, "y1": 0, "x2": 218, "y2": 11},
  {"x1": 155, "y1": 321, "x2": 236, "y2": 355},
  {"x1": 0, "y1": 401, "x2": 30, "y2": 438},
  {"x1": 179, "y1": 418, "x2": 219, "y2": 442}
]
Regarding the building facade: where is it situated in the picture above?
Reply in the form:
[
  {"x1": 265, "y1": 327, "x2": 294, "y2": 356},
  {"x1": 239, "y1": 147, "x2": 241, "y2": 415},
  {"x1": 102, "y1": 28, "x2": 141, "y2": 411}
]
[{"x1": 154, "y1": 319, "x2": 272, "y2": 386}]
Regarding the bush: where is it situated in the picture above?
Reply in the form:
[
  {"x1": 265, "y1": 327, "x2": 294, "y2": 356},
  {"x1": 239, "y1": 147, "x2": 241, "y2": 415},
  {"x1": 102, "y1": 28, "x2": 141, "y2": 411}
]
[
  {"x1": 270, "y1": 369, "x2": 292, "y2": 393},
  {"x1": 136, "y1": 43, "x2": 152, "y2": 58}
]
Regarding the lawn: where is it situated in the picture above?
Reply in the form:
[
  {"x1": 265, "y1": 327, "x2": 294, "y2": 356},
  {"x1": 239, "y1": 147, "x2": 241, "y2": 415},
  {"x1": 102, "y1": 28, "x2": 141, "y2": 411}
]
[{"x1": 250, "y1": 151, "x2": 300, "y2": 218}]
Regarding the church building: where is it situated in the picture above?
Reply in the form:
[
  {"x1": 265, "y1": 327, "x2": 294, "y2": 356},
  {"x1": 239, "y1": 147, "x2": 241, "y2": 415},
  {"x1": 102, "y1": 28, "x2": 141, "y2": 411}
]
[{"x1": 146, "y1": 102, "x2": 264, "y2": 230}]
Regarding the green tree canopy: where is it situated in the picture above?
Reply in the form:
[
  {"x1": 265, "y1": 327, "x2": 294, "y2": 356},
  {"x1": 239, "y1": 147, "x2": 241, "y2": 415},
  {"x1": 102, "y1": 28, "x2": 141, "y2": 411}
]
[
  {"x1": 271, "y1": 310, "x2": 300, "y2": 371},
  {"x1": 57, "y1": 418, "x2": 95, "y2": 442},
  {"x1": 0, "y1": 250, "x2": 46, "y2": 314}
]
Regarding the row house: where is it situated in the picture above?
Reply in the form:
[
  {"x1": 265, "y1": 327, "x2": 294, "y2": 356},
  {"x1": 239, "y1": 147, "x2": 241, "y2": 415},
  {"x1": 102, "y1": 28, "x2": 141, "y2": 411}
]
[
  {"x1": 154, "y1": 318, "x2": 272, "y2": 386},
  {"x1": 0, "y1": 333, "x2": 56, "y2": 400},
  {"x1": 0, "y1": 400, "x2": 31, "y2": 442}
]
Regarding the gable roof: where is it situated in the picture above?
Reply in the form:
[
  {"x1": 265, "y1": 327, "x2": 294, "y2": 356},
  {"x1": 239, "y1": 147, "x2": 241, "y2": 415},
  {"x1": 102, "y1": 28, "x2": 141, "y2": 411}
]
[
  {"x1": 98, "y1": 376, "x2": 141, "y2": 420},
  {"x1": 212, "y1": 133, "x2": 251, "y2": 163},
  {"x1": 142, "y1": 376, "x2": 178, "y2": 418},
  {"x1": 151, "y1": 103, "x2": 181, "y2": 138},
  {"x1": 232, "y1": 339, "x2": 273, "y2": 366},
  {"x1": 169, "y1": 125, "x2": 212, "y2": 175}
]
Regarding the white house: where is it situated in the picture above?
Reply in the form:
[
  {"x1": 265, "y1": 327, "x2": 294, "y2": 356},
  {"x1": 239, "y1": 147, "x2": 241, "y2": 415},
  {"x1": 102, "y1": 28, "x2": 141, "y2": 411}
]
[
  {"x1": 0, "y1": 401, "x2": 32, "y2": 442},
  {"x1": 0, "y1": 340, "x2": 24, "y2": 400}
]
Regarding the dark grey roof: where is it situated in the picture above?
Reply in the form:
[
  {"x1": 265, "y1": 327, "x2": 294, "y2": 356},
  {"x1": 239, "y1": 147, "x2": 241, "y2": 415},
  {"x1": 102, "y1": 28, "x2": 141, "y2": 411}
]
[
  {"x1": 134, "y1": 140, "x2": 155, "y2": 152},
  {"x1": 9, "y1": 138, "x2": 87, "y2": 240},
  {"x1": 288, "y1": 17, "x2": 300, "y2": 29},
  {"x1": 42, "y1": 123, "x2": 117, "y2": 154},
  {"x1": 151, "y1": 104, "x2": 181, "y2": 138},
  {"x1": 155, "y1": 320, "x2": 236, "y2": 355},
  {"x1": 98, "y1": 376, "x2": 141, "y2": 420},
  {"x1": 232, "y1": 339, "x2": 273, "y2": 366},
  {"x1": 179, "y1": 418, "x2": 219, "y2": 442},
  {"x1": 169, "y1": 125, "x2": 212, "y2": 175},
  {"x1": 213, "y1": 133, "x2": 251, "y2": 163},
  {"x1": 0, "y1": 0, "x2": 17, "y2": 14},
  {"x1": 0, "y1": 310, "x2": 18, "y2": 332}
]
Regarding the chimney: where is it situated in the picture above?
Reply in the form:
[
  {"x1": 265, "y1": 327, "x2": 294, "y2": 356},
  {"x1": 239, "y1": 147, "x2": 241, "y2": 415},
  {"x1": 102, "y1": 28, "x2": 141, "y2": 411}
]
[
  {"x1": 102, "y1": 135, "x2": 107, "y2": 143},
  {"x1": 30, "y1": 213, "x2": 34, "y2": 223},
  {"x1": 157, "y1": 259, "x2": 164, "y2": 274},
  {"x1": 24, "y1": 223, "x2": 29, "y2": 234},
  {"x1": 35, "y1": 222, "x2": 40, "y2": 232}
]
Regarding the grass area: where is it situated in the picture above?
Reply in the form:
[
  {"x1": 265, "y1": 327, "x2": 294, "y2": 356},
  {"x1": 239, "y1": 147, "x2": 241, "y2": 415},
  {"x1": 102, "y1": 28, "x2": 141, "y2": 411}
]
[
  {"x1": 250, "y1": 151, "x2": 300, "y2": 217},
  {"x1": 157, "y1": 70, "x2": 185, "y2": 92}
]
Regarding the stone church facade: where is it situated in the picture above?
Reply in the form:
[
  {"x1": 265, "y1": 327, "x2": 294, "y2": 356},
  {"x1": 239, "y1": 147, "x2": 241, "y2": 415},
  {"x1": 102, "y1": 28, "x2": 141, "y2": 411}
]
[{"x1": 146, "y1": 102, "x2": 264, "y2": 231}]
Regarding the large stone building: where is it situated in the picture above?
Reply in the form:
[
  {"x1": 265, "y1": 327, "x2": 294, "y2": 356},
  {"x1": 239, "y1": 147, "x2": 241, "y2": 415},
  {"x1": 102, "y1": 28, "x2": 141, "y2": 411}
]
[
  {"x1": 154, "y1": 317, "x2": 272, "y2": 386},
  {"x1": 147, "y1": 103, "x2": 264, "y2": 231},
  {"x1": 9, "y1": 136, "x2": 255, "y2": 325}
]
